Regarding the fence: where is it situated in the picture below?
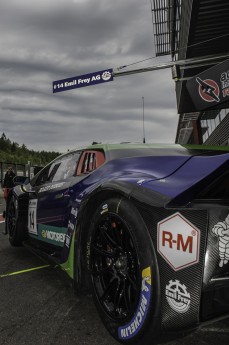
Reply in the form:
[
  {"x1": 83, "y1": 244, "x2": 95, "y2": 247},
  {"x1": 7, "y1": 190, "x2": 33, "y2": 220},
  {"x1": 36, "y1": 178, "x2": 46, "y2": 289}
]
[{"x1": 0, "y1": 162, "x2": 43, "y2": 187}]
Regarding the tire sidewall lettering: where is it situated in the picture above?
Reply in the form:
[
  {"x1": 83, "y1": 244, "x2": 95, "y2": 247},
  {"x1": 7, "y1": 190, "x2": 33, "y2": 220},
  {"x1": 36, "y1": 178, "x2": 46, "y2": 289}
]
[{"x1": 87, "y1": 197, "x2": 159, "y2": 343}]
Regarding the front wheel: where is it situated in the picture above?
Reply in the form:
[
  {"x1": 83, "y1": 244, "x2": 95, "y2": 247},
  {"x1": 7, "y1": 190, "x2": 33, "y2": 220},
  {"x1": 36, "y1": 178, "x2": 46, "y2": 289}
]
[
  {"x1": 88, "y1": 197, "x2": 161, "y2": 344},
  {"x1": 6, "y1": 196, "x2": 26, "y2": 246}
]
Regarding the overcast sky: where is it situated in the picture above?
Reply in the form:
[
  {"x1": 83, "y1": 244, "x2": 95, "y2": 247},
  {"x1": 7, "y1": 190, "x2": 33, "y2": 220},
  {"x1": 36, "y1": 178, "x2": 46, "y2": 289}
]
[{"x1": 0, "y1": 0, "x2": 178, "y2": 153}]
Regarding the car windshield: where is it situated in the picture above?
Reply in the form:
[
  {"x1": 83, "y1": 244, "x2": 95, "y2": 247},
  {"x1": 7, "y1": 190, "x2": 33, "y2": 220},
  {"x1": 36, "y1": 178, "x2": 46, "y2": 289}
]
[{"x1": 31, "y1": 151, "x2": 81, "y2": 186}]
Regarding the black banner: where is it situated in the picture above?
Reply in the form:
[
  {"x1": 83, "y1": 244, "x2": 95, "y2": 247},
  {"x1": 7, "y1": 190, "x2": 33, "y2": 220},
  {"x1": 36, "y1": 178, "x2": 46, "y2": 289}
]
[{"x1": 186, "y1": 58, "x2": 229, "y2": 111}]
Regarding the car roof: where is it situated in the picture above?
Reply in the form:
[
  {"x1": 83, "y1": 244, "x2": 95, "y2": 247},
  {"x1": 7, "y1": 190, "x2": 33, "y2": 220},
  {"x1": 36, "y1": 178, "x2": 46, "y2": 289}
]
[
  {"x1": 85, "y1": 143, "x2": 229, "y2": 152},
  {"x1": 56, "y1": 143, "x2": 229, "y2": 162}
]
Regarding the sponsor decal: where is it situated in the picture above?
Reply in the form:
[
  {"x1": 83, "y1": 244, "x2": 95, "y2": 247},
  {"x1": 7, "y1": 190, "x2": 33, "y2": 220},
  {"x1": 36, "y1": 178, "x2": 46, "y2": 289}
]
[
  {"x1": 196, "y1": 77, "x2": 220, "y2": 103},
  {"x1": 100, "y1": 203, "x2": 108, "y2": 215},
  {"x1": 38, "y1": 182, "x2": 65, "y2": 193},
  {"x1": 101, "y1": 70, "x2": 112, "y2": 81},
  {"x1": 166, "y1": 280, "x2": 191, "y2": 314},
  {"x1": 220, "y1": 71, "x2": 229, "y2": 98},
  {"x1": 41, "y1": 229, "x2": 65, "y2": 243},
  {"x1": 212, "y1": 214, "x2": 229, "y2": 267},
  {"x1": 70, "y1": 207, "x2": 78, "y2": 218},
  {"x1": 118, "y1": 267, "x2": 151, "y2": 340},
  {"x1": 65, "y1": 235, "x2": 71, "y2": 248},
  {"x1": 157, "y1": 213, "x2": 200, "y2": 271},
  {"x1": 68, "y1": 220, "x2": 75, "y2": 231},
  {"x1": 37, "y1": 224, "x2": 67, "y2": 247}
]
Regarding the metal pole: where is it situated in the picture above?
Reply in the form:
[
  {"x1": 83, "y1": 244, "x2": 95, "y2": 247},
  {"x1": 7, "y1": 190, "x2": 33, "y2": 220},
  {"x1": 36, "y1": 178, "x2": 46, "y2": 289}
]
[
  {"x1": 114, "y1": 53, "x2": 229, "y2": 78},
  {"x1": 142, "y1": 97, "x2": 146, "y2": 143}
]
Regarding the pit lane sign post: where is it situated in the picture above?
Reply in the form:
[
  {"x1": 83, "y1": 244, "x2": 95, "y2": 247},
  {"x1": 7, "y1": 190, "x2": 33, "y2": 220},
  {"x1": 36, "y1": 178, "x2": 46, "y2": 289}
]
[
  {"x1": 53, "y1": 69, "x2": 113, "y2": 93},
  {"x1": 53, "y1": 56, "x2": 229, "y2": 112}
]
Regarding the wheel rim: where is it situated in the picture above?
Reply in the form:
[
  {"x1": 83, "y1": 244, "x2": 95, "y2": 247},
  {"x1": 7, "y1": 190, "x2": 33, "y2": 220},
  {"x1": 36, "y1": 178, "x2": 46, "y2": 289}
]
[
  {"x1": 91, "y1": 213, "x2": 141, "y2": 321},
  {"x1": 7, "y1": 200, "x2": 16, "y2": 237}
]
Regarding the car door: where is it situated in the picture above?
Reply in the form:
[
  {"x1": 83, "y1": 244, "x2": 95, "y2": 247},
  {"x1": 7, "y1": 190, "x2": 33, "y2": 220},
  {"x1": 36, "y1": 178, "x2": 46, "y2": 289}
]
[{"x1": 28, "y1": 151, "x2": 81, "y2": 248}]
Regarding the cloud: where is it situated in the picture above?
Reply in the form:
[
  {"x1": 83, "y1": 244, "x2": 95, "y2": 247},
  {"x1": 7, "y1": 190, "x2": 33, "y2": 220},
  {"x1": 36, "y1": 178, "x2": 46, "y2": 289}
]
[{"x1": 0, "y1": 0, "x2": 178, "y2": 153}]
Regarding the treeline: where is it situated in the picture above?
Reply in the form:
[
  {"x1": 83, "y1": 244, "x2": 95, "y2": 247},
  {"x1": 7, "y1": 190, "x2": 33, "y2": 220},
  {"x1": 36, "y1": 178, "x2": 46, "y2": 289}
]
[{"x1": 0, "y1": 133, "x2": 60, "y2": 166}]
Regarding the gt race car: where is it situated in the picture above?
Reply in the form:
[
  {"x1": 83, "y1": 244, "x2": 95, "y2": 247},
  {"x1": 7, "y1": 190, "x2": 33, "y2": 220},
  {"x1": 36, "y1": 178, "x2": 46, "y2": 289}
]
[{"x1": 5, "y1": 143, "x2": 229, "y2": 344}]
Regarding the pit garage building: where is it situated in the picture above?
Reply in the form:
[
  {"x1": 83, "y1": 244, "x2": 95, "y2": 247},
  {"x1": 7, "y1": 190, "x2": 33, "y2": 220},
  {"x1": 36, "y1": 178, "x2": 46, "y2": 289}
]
[{"x1": 151, "y1": 0, "x2": 229, "y2": 145}]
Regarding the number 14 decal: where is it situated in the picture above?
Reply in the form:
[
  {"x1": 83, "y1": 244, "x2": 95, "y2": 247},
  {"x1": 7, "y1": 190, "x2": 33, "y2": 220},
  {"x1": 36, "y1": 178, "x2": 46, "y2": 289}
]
[{"x1": 28, "y1": 199, "x2": 38, "y2": 235}]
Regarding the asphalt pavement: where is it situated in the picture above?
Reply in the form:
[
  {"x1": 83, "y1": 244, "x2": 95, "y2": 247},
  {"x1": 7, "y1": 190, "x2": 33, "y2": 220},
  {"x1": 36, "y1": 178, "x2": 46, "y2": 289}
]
[{"x1": 0, "y1": 196, "x2": 229, "y2": 345}]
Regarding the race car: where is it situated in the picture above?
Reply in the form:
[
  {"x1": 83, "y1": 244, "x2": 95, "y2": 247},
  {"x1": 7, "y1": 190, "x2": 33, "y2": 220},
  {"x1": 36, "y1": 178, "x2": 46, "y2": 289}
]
[{"x1": 5, "y1": 143, "x2": 229, "y2": 344}]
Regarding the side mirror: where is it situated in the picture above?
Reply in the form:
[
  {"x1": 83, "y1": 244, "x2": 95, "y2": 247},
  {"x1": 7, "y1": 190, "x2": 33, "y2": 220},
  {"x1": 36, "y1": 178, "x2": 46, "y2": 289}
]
[{"x1": 13, "y1": 176, "x2": 30, "y2": 186}]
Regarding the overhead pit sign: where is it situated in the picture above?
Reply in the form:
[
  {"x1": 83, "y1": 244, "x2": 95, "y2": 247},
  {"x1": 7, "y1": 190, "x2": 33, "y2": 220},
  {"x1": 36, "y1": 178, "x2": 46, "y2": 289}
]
[{"x1": 53, "y1": 68, "x2": 113, "y2": 93}]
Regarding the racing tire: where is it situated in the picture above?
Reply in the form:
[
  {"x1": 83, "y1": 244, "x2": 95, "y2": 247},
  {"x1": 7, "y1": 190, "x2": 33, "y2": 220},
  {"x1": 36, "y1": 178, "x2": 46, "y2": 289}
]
[
  {"x1": 88, "y1": 197, "x2": 161, "y2": 344},
  {"x1": 6, "y1": 196, "x2": 26, "y2": 246}
]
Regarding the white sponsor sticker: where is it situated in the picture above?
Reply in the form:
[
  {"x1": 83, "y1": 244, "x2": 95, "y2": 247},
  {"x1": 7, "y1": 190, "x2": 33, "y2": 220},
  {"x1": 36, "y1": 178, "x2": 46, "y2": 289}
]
[
  {"x1": 70, "y1": 207, "x2": 78, "y2": 218},
  {"x1": 165, "y1": 280, "x2": 191, "y2": 313},
  {"x1": 157, "y1": 212, "x2": 200, "y2": 271},
  {"x1": 212, "y1": 214, "x2": 229, "y2": 267},
  {"x1": 38, "y1": 182, "x2": 65, "y2": 193},
  {"x1": 100, "y1": 203, "x2": 108, "y2": 215}
]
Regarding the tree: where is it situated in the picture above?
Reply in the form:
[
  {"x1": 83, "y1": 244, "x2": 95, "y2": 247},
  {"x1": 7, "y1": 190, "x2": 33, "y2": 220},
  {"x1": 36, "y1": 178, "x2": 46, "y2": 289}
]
[
  {"x1": 0, "y1": 133, "x2": 60, "y2": 166},
  {"x1": 0, "y1": 132, "x2": 11, "y2": 152},
  {"x1": 11, "y1": 142, "x2": 19, "y2": 153}
]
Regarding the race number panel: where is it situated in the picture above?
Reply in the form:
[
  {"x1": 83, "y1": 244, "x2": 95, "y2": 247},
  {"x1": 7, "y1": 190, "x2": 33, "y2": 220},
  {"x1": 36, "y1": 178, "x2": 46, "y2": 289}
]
[{"x1": 28, "y1": 199, "x2": 38, "y2": 235}]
